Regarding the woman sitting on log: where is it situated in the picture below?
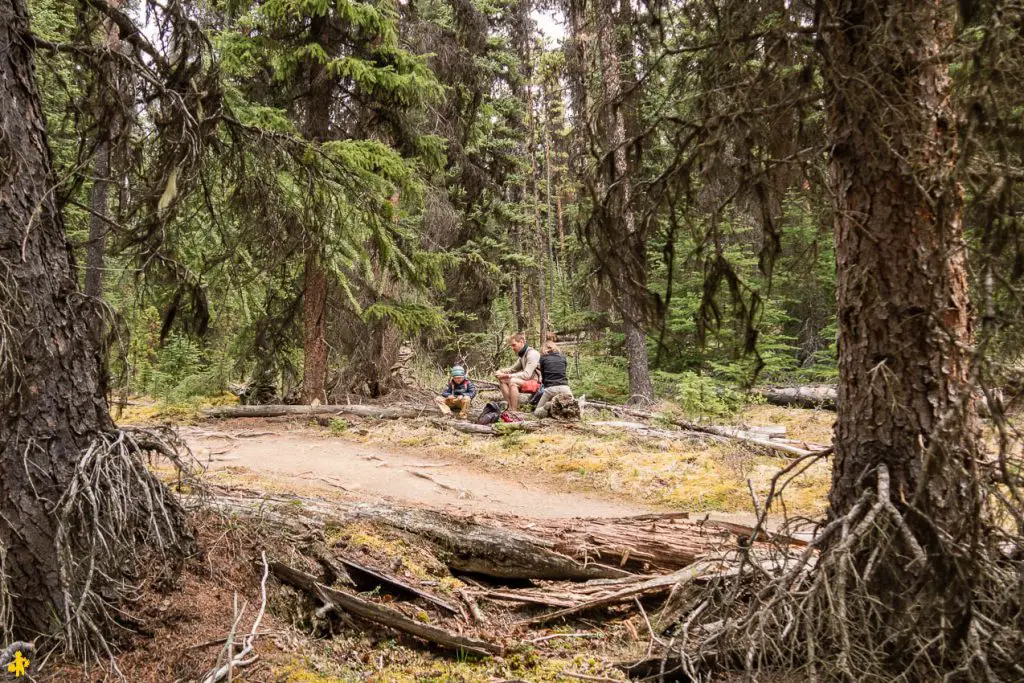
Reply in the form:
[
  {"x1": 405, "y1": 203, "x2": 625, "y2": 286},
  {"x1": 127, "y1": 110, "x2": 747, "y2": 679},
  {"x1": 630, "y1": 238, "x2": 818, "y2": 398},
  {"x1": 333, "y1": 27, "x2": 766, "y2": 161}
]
[{"x1": 534, "y1": 341, "x2": 574, "y2": 419}]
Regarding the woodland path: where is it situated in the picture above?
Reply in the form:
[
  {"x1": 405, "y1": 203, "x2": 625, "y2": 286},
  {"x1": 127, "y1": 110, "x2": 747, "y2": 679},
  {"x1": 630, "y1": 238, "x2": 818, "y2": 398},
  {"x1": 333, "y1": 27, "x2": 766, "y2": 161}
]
[{"x1": 180, "y1": 425, "x2": 761, "y2": 525}]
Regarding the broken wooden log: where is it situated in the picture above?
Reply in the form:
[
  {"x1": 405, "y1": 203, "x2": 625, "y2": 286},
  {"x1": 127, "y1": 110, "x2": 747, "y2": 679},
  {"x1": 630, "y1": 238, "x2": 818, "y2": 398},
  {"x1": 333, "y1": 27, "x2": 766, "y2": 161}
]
[
  {"x1": 430, "y1": 418, "x2": 540, "y2": 436},
  {"x1": 756, "y1": 385, "x2": 836, "y2": 410},
  {"x1": 270, "y1": 561, "x2": 502, "y2": 657},
  {"x1": 507, "y1": 512, "x2": 733, "y2": 573},
  {"x1": 348, "y1": 504, "x2": 631, "y2": 581},
  {"x1": 204, "y1": 404, "x2": 430, "y2": 419},
  {"x1": 210, "y1": 493, "x2": 740, "y2": 581}
]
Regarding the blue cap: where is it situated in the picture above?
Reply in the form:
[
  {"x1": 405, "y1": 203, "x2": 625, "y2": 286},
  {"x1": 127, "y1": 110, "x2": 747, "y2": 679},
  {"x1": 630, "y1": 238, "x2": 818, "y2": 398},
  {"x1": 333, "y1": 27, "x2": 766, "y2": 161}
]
[{"x1": 451, "y1": 365, "x2": 466, "y2": 377}]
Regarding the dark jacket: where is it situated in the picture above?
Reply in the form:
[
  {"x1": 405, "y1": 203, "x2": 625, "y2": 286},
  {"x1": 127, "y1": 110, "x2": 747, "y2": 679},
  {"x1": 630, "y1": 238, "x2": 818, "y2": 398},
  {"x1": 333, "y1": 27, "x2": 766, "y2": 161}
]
[
  {"x1": 539, "y1": 352, "x2": 569, "y2": 388},
  {"x1": 441, "y1": 378, "x2": 477, "y2": 399}
]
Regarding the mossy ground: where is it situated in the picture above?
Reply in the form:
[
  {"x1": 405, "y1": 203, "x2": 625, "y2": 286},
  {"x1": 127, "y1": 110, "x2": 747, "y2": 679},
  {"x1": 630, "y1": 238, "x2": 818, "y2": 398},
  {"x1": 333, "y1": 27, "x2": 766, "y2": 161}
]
[{"x1": 341, "y1": 403, "x2": 834, "y2": 517}]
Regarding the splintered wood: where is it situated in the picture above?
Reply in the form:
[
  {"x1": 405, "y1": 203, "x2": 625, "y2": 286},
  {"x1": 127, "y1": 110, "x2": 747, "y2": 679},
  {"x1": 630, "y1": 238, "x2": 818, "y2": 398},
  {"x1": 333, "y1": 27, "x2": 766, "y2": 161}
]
[
  {"x1": 216, "y1": 492, "x2": 798, "y2": 664},
  {"x1": 497, "y1": 511, "x2": 735, "y2": 574}
]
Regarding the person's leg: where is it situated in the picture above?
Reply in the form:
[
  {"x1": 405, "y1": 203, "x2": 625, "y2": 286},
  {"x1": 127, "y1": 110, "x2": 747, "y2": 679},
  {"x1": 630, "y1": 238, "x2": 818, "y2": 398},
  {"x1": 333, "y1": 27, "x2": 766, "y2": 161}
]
[
  {"x1": 537, "y1": 386, "x2": 571, "y2": 419},
  {"x1": 498, "y1": 379, "x2": 511, "y2": 404},
  {"x1": 454, "y1": 397, "x2": 470, "y2": 418},
  {"x1": 534, "y1": 390, "x2": 553, "y2": 418},
  {"x1": 434, "y1": 395, "x2": 451, "y2": 415},
  {"x1": 508, "y1": 377, "x2": 524, "y2": 411}
]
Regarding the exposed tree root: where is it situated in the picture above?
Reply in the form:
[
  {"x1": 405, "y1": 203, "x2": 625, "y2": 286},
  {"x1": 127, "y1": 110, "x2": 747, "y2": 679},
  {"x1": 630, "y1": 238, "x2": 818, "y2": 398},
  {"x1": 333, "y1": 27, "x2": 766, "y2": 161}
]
[
  {"x1": 47, "y1": 427, "x2": 203, "y2": 663},
  {"x1": 657, "y1": 459, "x2": 1024, "y2": 682}
]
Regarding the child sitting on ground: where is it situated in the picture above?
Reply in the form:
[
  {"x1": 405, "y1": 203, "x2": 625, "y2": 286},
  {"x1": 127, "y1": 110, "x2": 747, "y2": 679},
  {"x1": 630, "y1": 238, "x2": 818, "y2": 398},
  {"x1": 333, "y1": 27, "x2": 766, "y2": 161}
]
[{"x1": 433, "y1": 365, "x2": 477, "y2": 419}]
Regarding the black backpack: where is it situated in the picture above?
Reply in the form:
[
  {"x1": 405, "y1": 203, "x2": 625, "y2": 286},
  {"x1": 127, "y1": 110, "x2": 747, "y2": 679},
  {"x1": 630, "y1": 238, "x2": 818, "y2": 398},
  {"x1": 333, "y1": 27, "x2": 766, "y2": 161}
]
[{"x1": 476, "y1": 401, "x2": 502, "y2": 425}]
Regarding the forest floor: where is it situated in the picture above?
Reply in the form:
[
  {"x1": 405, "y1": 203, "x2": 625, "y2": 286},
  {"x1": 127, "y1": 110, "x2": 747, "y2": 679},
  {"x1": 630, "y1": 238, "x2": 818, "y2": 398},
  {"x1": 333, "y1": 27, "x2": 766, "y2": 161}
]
[
  {"x1": 69, "y1": 401, "x2": 833, "y2": 682},
  {"x1": 125, "y1": 401, "x2": 835, "y2": 519}
]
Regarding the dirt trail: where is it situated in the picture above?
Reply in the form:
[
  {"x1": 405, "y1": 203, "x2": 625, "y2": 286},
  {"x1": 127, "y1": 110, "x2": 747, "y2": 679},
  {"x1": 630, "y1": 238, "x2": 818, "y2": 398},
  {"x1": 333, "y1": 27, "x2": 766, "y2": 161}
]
[{"x1": 182, "y1": 426, "x2": 652, "y2": 518}]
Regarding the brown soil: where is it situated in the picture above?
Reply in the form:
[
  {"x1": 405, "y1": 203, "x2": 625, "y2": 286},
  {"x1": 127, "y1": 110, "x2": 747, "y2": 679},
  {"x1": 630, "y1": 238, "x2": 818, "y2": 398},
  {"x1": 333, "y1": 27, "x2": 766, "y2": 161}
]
[{"x1": 183, "y1": 422, "x2": 774, "y2": 530}]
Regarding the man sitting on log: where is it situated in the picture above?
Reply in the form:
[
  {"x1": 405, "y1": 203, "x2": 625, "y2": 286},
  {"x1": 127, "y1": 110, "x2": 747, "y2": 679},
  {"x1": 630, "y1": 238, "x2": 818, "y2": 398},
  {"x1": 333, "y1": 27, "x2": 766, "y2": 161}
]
[
  {"x1": 495, "y1": 332, "x2": 541, "y2": 413},
  {"x1": 534, "y1": 341, "x2": 575, "y2": 419},
  {"x1": 434, "y1": 365, "x2": 477, "y2": 419}
]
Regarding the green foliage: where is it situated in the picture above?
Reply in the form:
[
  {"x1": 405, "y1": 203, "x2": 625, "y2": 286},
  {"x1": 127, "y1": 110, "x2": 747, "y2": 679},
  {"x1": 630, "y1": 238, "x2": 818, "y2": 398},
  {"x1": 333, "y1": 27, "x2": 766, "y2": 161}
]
[
  {"x1": 647, "y1": 194, "x2": 837, "y2": 387},
  {"x1": 657, "y1": 371, "x2": 750, "y2": 418},
  {"x1": 140, "y1": 334, "x2": 232, "y2": 402},
  {"x1": 329, "y1": 418, "x2": 350, "y2": 434},
  {"x1": 570, "y1": 345, "x2": 629, "y2": 402},
  {"x1": 363, "y1": 301, "x2": 450, "y2": 337}
]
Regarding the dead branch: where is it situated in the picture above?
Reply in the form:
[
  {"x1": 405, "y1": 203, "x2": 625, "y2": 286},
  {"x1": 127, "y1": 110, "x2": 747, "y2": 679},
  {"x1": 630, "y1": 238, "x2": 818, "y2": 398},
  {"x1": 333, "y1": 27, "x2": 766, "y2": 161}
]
[
  {"x1": 337, "y1": 555, "x2": 460, "y2": 615},
  {"x1": 582, "y1": 400, "x2": 827, "y2": 457},
  {"x1": 270, "y1": 561, "x2": 502, "y2": 657},
  {"x1": 521, "y1": 560, "x2": 729, "y2": 625},
  {"x1": 458, "y1": 589, "x2": 486, "y2": 624},
  {"x1": 202, "y1": 551, "x2": 269, "y2": 683},
  {"x1": 204, "y1": 404, "x2": 429, "y2": 419}
]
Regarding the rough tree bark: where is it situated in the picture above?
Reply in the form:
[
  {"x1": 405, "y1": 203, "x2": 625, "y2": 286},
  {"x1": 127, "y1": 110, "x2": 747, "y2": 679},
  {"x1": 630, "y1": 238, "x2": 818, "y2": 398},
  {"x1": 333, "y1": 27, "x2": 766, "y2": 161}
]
[
  {"x1": 823, "y1": 0, "x2": 981, "y2": 627},
  {"x1": 1, "y1": 0, "x2": 112, "y2": 635},
  {"x1": 593, "y1": 0, "x2": 654, "y2": 404},
  {"x1": 826, "y1": 0, "x2": 979, "y2": 519},
  {"x1": 83, "y1": 0, "x2": 124, "y2": 299},
  {"x1": 302, "y1": 251, "x2": 329, "y2": 403},
  {"x1": 84, "y1": 142, "x2": 111, "y2": 298},
  {"x1": 300, "y1": 16, "x2": 332, "y2": 404}
]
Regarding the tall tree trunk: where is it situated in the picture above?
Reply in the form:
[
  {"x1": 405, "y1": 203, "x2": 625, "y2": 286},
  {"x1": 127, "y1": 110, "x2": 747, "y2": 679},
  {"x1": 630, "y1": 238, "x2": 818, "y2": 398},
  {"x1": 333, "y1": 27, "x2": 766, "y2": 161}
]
[
  {"x1": 1, "y1": 0, "x2": 110, "y2": 636},
  {"x1": 622, "y1": 298, "x2": 654, "y2": 403},
  {"x1": 82, "y1": 0, "x2": 124, "y2": 299},
  {"x1": 84, "y1": 141, "x2": 111, "y2": 298},
  {"x1": 594, "y1": 0, "x2": 653, "y2": 404},
  {"x1": 341, "y1": 195, "x2": 403, "y2": 398},
  {"x1": 526, "y1": 61, "x2": 549, "y2": 344},
  {"x1": 301, "y1": 250, "x2": 328, "y2": 403},
  {"x1": 300, "y1": 18, "x2": 331, "y2": 403},
  {"x1": 823, "y1": 0, "x2": 980, "y2": 627},
  {"x1": 543, "y1": 101, "x2": 556, "y2": 331}
]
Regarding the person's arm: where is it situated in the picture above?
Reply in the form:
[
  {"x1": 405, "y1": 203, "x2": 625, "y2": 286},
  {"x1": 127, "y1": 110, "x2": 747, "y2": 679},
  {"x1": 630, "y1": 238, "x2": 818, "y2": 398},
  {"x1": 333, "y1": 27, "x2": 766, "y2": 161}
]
[
  {"x1": 497, "y1": 356, "x2": 523, "y2": 377},
  {"x1": 440, "y1": 381, "x2": 452, "y2": 397},
  {"x1": 465, "y1": 381, "x2": 477, "y2": 399}
]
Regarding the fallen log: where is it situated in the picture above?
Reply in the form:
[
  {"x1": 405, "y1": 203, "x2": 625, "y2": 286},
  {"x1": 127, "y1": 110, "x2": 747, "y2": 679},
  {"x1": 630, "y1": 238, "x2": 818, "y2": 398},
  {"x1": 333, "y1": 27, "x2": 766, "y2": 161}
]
[
  {"x1": 756, "y1": 385, "x2": 836, "y2": 410},
  {"x1": 348, "y1": 504, "x2": 631, "y2": 581},
  {"x1": 270, "y1": 561, "x2": 502, "y2": 657},
  {"x1": 210, "y1": 493, "x2": 738, "y2": 581},
  {"x1": 586, "y1": 420, "x2": 715, "y2": 442},
  {"x1": 204, "y1": 404, "x2": 430, "y2": 419},
  {"x1": 430, "y1": 419, "x2": 541, "y2": 436},
  {"x1": 508, "y1": 512, "x2": 733, "y2": 574},
  {"x1": 700, "y1": 426, "x2": 824, "y2": 457}
]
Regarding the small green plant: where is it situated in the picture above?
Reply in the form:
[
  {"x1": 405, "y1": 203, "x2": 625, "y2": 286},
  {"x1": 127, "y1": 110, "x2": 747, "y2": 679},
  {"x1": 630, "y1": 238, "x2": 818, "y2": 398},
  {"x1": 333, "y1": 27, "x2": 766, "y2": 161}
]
[
  {"x1": 328, "y1": 418, "x2": 350, "y2": 435},
  {"x1": 664, "y1": 370, "x2": 748, "y2": 417},
  {"x1": 498, "y1": 426, "x2": 523, "y2": 449}
]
